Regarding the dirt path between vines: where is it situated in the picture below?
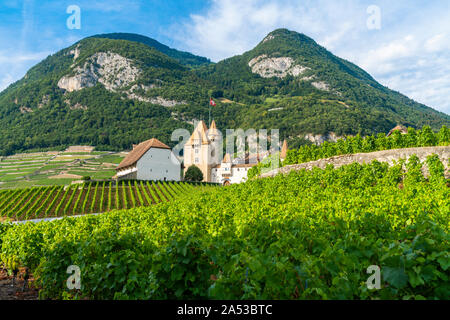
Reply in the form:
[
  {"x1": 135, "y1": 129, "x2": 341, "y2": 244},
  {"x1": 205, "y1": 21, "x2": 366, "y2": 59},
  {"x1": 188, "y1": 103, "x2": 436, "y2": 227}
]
[{"x1": 0, "y1": 268, "x2": 39, "y2": 300}]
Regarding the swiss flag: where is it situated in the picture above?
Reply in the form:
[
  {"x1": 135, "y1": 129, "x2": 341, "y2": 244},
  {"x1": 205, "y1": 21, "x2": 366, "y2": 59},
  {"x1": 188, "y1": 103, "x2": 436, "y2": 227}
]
[{"x1": 209, "y1": 98, "x2": 216, "y2": 106}]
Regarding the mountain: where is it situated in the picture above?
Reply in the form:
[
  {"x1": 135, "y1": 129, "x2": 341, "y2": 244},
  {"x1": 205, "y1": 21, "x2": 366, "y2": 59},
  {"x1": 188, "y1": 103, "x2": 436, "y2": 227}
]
[
  {"x1": 89, "y1": 33, "x2": 211, "y2": 67},
  {"x1": 196, "y1": 29, "x2": 449, "y2": 144},
  {"x1": 0, "y1": 29, "x2": 448, "y2": 155}
]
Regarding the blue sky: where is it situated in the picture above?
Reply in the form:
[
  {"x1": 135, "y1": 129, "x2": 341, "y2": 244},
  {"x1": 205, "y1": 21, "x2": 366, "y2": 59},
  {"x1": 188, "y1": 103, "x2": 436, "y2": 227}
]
[{"x1": 1, "y1": 0, "x2": 449, "y2": 114}]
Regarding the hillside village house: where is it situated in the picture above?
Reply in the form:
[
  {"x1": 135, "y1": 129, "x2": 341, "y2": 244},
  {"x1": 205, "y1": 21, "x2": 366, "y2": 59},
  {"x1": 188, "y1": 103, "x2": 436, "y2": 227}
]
[
  {"x1": 386, "y1": 125, "x2": 408, "y2": 137},
  {"x1": 115, "y1": 138, "x2": 181, "y2": 181},
  {"x1": 184, "y1": 120, "x2": 288, "y2": 185}
]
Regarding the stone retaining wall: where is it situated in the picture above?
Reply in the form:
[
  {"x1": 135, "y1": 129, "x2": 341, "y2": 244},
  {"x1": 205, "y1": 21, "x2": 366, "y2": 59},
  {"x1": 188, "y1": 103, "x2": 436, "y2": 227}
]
[{"x1": 260, "y1": 146, "x2": 450, "y2": 178}]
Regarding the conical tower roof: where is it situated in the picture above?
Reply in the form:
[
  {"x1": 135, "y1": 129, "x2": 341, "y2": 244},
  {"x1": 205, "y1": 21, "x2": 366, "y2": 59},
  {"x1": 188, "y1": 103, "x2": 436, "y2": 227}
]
[
  {"x1": 223, "y1": 153, "x2": 232, "y2": 163},
  {"x1": 280, "y1": 140, "x2": 288, "y2": 160},
  {"x1": 208, "y1": 120, "x2": 220, "y2": 137},
  {"x1": 188, "y1": 120, "x2": 210, "y2": 145}
]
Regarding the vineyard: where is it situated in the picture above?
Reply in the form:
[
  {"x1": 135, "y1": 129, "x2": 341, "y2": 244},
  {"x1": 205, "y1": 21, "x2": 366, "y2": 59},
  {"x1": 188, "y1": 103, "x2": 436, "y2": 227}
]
[
  {"x1": 0, "y1": 149, "x2": 125, "y2": 189},
  {"x1": 0, "y1": 180, "x2": 209, "y2": 222},
  {"x1": 249, "y1": 125, "x2": 450, "y2": 179},
  {"x1": 285, "y1": 125, "x2": 449, "y2": 165},
  {"x1": 0, "y1": 154, "x2": 448, "y2": 300}
]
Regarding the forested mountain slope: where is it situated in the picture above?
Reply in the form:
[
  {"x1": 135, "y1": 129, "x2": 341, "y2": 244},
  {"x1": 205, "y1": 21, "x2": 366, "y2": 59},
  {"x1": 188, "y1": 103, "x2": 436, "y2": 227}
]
[
  {"x1": 196, "y1": 29, "x2": 449, "y2": 143},
  {"x1": 0, "y1": 29, "x2": 448, "y2": 155}
]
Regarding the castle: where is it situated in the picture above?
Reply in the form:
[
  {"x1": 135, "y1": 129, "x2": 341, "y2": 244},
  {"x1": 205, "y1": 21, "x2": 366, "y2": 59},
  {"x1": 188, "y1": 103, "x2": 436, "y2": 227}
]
[
  {"x1": 183, "y1": 120, "x2": 287, "y2": 185},
  {"x1": 183, "y1": 120, "x2": 222, "y2": 183}
]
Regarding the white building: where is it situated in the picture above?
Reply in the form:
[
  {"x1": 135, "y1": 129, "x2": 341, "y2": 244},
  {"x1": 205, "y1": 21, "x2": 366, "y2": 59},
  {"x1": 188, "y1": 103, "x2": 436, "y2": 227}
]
[
  {"x1": 115, "y1": 138, "x2": 181, "y2": 181},
  {"x1": 211, "y1": 153, "x2": 256, "y2": 185}
]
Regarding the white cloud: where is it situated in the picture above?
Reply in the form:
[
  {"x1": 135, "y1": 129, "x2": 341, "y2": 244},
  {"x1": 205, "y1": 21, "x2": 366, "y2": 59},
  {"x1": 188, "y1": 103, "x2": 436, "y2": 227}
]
[
  {"x1": 0, "y1": 51, "x2": 50, "y2": 64},
  {"x1": 0, "y1": 74, "x2": 15, "y2": 91},
  {"x1": 424, "y1": 34, "x2": 448, "y2": 52},
  {"x1": 173, "y1": 0, "x2": 364, "y2": 62},
  {"x1": 358, "y1": 35, "x2": 419, "y2": 75},
  {"x1": 354, "y1": 33, "x2": 450, "y2": 114},
  {"x1": 0, "y1": 51, "x2": 50, "y2": 91}
]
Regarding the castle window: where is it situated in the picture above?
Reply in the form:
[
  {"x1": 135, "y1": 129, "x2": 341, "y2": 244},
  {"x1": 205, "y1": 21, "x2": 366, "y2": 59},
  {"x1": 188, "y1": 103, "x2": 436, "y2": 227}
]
[
  {"x1": 195, "y1": 157, "x2": 199, "y2": 163},
  {"x1": 195, "y1": 149, "x2": 199, "y2": 154}
]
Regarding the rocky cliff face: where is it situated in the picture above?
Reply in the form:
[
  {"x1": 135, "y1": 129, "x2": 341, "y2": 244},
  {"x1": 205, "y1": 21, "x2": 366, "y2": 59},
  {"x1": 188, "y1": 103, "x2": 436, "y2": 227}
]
[
  {"x1": 125, "y1": 93, "x2": 186, "y2": 107},
  {"x1": 58, "y1": 52, "x2": 141, "y2": 92},
  {"x1": 247, "y1": 54, "x2": 331, "y2": 92},
  {"x1": 303, "y1": 132, "x2": 343, "y2": 145},
  {"x1": 248, "y1": 55, "x2": 309, "y2": 78},
  {"x1": 57, "y1": 51, "x2": 186, "y2": 107},
  {"x1": 311, "y1": 81, "x2": 330, "y2": 91}
]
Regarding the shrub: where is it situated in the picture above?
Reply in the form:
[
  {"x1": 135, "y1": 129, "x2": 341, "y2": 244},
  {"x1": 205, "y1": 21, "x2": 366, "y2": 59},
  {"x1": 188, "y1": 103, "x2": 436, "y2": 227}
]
[{"x1": 184, "y1": 165, "x2": 204, "y2": 182}]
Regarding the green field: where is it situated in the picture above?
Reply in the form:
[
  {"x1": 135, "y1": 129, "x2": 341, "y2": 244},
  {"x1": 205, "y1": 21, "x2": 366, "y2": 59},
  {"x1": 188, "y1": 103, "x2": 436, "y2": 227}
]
[
  {"x1": 0, "y1": 149, "x2": 125, "y2": 189},
  {"x1": 0, "y1": 180, "x2": 211, "y2": 222}
]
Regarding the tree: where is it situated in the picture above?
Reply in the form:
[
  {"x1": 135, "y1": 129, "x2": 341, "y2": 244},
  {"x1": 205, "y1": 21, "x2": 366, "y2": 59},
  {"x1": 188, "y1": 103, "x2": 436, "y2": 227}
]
[
  {"x1": 184, "y1": 165, "x2": 204, "y2": 182},
  {"x1": 419, "y1": 126, "x2": 437, "y2": 147},
  {"x1": 438, "y1": 125, "x2": 450, "y2": 145}
]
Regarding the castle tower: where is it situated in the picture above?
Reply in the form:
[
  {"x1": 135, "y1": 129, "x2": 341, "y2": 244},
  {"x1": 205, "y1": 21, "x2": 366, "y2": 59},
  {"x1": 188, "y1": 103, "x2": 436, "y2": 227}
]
[
  {"x1": 280, "y1": 140, "x2": 288, "y2": 161},
  {"x1": 183, "y1": 120, "x2": 221, "y2": 182},
  {"x1": 207, "y1": 120, "x2": 222, "y2": 167}
]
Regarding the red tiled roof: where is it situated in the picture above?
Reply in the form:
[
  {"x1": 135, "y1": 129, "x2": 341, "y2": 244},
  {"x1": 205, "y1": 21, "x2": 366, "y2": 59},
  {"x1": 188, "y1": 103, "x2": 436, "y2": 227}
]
[
  {"x1": 116, "y1": 138, "x2": 170, "y2": 170},
  {"x1": 387, "y1": 125, "x2": 408, "y2": 137}
]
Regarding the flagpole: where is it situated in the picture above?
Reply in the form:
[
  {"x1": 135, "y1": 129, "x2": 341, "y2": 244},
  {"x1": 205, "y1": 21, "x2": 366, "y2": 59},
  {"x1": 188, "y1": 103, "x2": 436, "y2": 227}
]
[{"x1": 208, "y1": 97, "x2": 211, "y2": 127}]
